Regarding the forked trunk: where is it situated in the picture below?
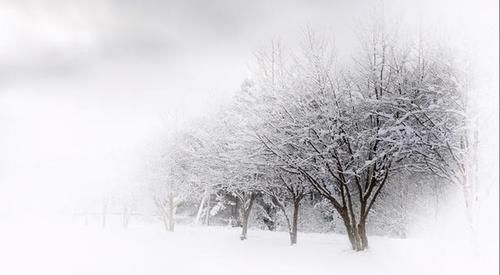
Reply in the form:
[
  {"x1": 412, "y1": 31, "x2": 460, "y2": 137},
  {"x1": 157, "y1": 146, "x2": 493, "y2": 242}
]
[{"x1": 340, "y1": 211, "x2": 368, "y2": 251}]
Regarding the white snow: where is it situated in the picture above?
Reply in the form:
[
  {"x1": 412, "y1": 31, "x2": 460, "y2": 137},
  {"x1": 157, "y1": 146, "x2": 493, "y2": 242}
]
[{"x1": 0, "y1": 222, "x2": 494, "y2": 275}]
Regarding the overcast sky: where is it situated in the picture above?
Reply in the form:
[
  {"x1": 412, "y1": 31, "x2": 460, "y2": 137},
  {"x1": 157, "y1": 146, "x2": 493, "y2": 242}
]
[{"x1": 0, "y1": 0, "x2": 497, "y2": 220}]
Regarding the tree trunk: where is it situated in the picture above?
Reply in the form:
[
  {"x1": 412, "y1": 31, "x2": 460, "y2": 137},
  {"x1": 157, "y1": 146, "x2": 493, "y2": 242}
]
[
  {"x1": 290, "y1": 199, "x2": 300, "y2": 245},
  {"x1": 195, "y1": 192, "x2": 208, "y2": 225},
  {"x1": 239, "y1": 193, "x2": 256, "y2": 240},
  {"x1": 122, "y1": 205, "x2": 130, "y2": 228},
  {"x1": 162, "y1": 214, "x2": 170, "y2": 231},
  {"x1": 342, "y1": 218, "x2": 358, "y2": 250},
  {"x1": 168, "y1": 195, "x2": 175, "y2": 232},
  {"x1": 168, "y1": 214, "x2": 175, "y2": 232},
  {"x1": 339, "y1": 210, "x2": 368, "y2": 251},
  {"x1": 357, "y1": 217, "x2": 369, "y2": 249},
  {"x1": 205, "y1": 193, "x2": 211, "y2": 226},
  {"x1": 240, "y1": 215, "x2": 249, "y2": 240}
]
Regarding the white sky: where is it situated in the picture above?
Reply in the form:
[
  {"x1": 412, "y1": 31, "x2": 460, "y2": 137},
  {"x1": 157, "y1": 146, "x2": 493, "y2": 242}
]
[{"x1": 0, "y1": 0, "x2": 497, "y2": 219}]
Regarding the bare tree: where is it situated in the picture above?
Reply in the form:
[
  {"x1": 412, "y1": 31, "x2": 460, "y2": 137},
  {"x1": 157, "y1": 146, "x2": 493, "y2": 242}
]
[
  {"x1": 150, "y1": 132, "x2": 193, "y2": 232},
  {"x1": 193, "y1": 105, "x2": 267, "y2": 240},
  {"x1": 247, "y1": 27, "x2": 465, "y2": 250},
  {"x1": 264, "y1": 171, "x2": 310, "y2": 245}
]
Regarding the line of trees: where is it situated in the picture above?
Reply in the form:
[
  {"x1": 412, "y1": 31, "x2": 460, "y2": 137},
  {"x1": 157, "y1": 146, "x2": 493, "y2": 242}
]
[{"x1": 149, "y1": 23, "x2": 471, "y2": 251}]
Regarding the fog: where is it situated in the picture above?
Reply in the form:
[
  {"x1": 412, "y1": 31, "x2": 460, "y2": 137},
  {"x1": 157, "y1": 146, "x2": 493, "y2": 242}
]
[
  {"x1": 0, "y1": 1, "x2": 497, "y2": 275},
  {"x1": 0, "y1": 0, "x2": 497, "y2": 235}
]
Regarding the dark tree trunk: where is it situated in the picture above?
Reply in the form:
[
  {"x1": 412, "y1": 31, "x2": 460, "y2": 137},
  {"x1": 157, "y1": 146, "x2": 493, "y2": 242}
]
[
  {"x1": 290, "y1": 199, "x2": 300, "y2": 245},
  {"x1": 341, "y1": 214, "x2": 358, "y2": 250},
  {"x1": 357, "y1": 217, "x2": 368, "y2": 249},
  {"x1": 339, "y1": 209, "x2": 368, "y2": 251}
]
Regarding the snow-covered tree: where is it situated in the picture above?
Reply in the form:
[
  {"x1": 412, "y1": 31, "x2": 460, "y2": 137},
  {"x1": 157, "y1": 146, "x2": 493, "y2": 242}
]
[
  {"x1": 246, "y1": 27, "x2": 467, "y2": 250},
  {"x1": 192, "y1": 118, "x2": 267, "y2": 229},
  {"x1": 396, "y1": 44, "x2": 474, "y2": 227},
  {"x1": 150, "y1": 132, "x2": 194, "y2": 232},
  {"x1": 263, "y1": 170, "x2": 311, "y2": 245}
]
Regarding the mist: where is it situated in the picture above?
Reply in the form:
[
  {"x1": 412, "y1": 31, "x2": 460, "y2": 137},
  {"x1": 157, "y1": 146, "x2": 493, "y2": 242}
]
[{"x1": 0, "y1": 1, "x2": 497, "y2": 274}]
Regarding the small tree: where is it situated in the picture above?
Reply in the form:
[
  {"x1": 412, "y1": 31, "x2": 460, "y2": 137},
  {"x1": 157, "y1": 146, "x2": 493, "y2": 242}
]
[
  {"x1": 264, "y1": 170, "x2": 310, "y2": 245},
  {"x1": 150, "y1": 132, "x2": 193, "y2": 232},
  {"x1": 194, "y1": 104, "x2": 267, "y2": 240}
]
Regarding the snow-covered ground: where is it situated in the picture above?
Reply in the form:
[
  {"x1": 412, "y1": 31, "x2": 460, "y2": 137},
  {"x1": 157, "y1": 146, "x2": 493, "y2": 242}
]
[{"x1": 0, "y1": 222, "x2": 495, "y2": 275}]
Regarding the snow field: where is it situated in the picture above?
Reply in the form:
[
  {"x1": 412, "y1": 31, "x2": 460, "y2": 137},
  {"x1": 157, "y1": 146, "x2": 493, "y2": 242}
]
[{"x1": 0, "y1": 222, "x2": 490, "y2": 275}]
